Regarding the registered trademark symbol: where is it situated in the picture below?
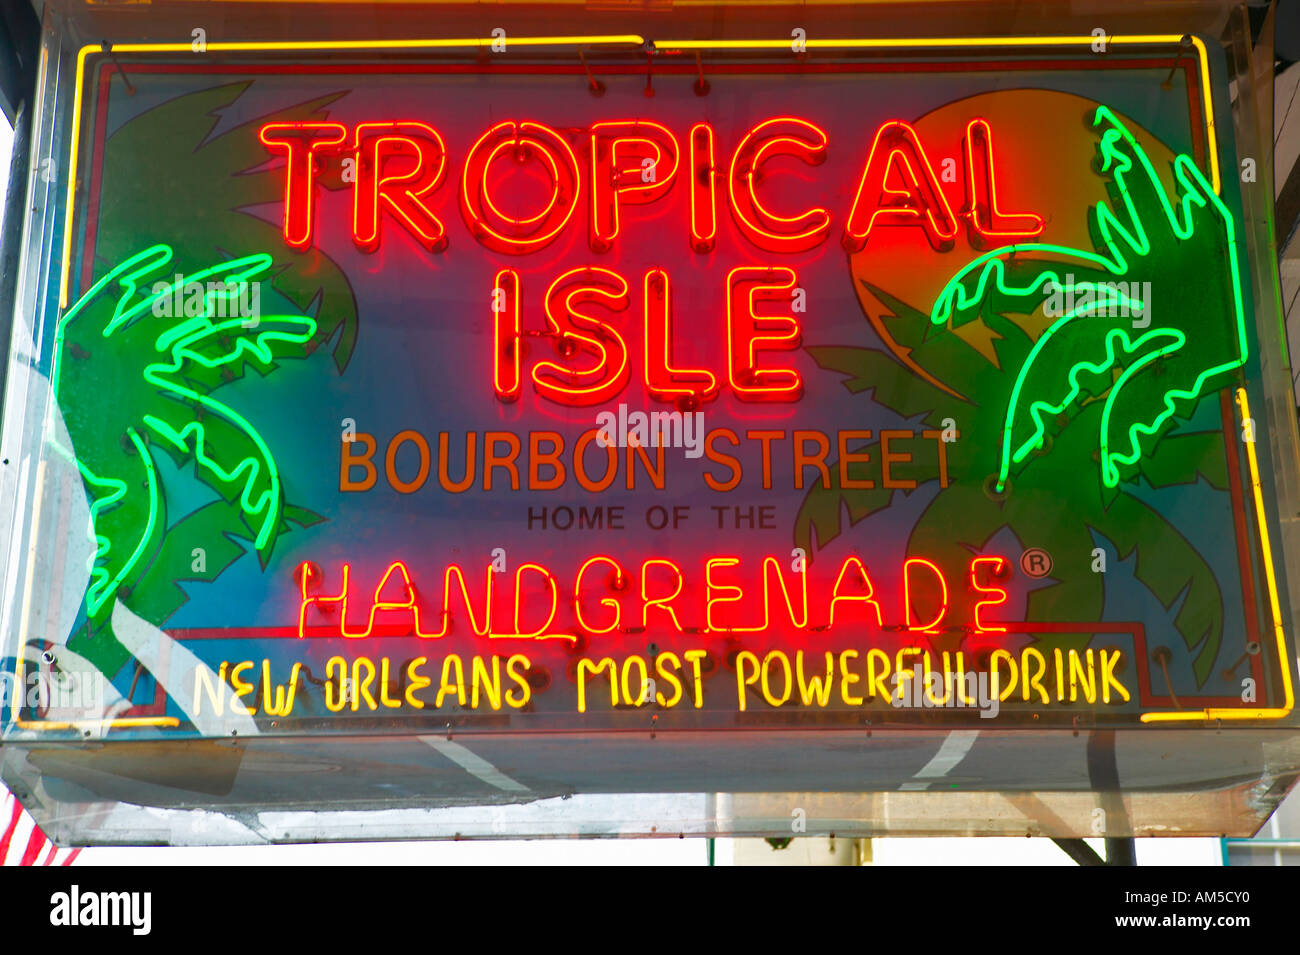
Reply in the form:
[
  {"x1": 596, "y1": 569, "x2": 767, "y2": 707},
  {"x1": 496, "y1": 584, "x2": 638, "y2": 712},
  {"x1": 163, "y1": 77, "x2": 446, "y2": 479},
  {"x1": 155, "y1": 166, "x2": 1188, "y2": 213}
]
[{"x1": 1020, "y1": 548, "x2": 1053, "y2": 578}]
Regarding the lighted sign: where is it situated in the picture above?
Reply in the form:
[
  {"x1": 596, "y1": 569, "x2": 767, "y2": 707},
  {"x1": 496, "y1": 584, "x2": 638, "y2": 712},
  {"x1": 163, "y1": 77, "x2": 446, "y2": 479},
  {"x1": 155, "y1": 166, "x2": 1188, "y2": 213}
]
[{"x1": 4, "y1": 35, "x2": 1294, "y2": 751}]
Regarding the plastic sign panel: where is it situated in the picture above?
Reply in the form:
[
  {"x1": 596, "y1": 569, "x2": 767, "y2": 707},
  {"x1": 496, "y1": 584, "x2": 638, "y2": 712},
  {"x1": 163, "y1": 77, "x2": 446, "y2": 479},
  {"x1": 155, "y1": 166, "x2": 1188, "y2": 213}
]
[{"x1": 2, "y1": 29, "x2": 1297, "y2": 821}]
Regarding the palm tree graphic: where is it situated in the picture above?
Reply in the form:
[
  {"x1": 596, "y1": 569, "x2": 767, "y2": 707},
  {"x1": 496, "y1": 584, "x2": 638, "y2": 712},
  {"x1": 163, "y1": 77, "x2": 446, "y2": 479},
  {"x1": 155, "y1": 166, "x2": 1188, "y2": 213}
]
[
  {"x1": 800, "y1": 105, "x2": 1248, "y2": 687},
  {"x1": 931, "y1": 105, "x2": 1246, "y2": 493},
  {"x1": 50, "y1": 244, "x2": 317, "y2": 674},
  {"x1": 46, "y1": 79, "x2": 362, "y2": 680}
]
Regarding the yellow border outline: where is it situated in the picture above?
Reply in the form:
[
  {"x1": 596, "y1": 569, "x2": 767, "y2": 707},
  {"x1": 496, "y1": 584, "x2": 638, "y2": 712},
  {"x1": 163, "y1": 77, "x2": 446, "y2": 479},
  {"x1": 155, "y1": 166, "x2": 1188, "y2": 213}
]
[
  {"x1": 16, "y1": 716, "x2": 181, "y2": 731},
  {"x1": 1139, "y1": 388, "x2": 1295, "y2": 722}
]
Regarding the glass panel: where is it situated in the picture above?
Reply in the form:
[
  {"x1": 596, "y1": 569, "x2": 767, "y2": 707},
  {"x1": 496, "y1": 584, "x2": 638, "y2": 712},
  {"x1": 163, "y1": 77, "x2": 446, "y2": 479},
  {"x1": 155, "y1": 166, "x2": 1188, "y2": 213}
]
[{"x1": 4, "y1": 0, "x2": 1300, "y2": 844}]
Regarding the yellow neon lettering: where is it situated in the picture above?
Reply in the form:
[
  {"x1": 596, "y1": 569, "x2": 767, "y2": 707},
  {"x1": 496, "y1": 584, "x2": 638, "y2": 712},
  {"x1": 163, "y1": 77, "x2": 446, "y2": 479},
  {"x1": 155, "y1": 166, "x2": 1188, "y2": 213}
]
[
  {"x1": 1069, "y1": 649, "x2": 1097, "y2": 704},
  {"x1": 921, "y1": 651, "x2": 950, "y2": 705},
  {"x1": 990, "y1": 649, "x2": 1017, "y2": 702},
  {"x1": 735, "y1": 650, "x2": 761, "y2": 711},
  {"x1": 1022, "y1": 647, "x2": 1049, "y2": 704},
  {"x1": 839, "y1": 649, "x2": 864, "y2": 705},
  {"x1": 230, "y1": 660, "x2": 256, "y2": 714},
  {"x1": 261, "y1": 660, "x2": 301, "y2": 716},
  {"x1": 505, "y1": 653, "x2": 532, "y2": 709},
  {"x1": 1101, "y1": 649, "x2": 1131, "y2": 703},
  {"x1": 796, "y1": 651, "x2": 834, "y2": 707},
  {"x1": 895, "y1": 647, "x2": 921, "y2": 701},
  {"x1": 621, "y1": 655, "x2": 650, "y2": 706},
  {"x1": 577, "y1": 657, "x2": 617, "y2": 713},
  {"x1": 683, "y1": 649, "x2": 707, "y2": 708},
  {"x1": 405, "y1": 657, "x2": 431, "y2": 709},
  {"x1": 761, "y1": 650, "x2": 792, "y2": 706},
  {"x1": 351, "y1": 656, "x2": 378, "y2": 711},
  {"x1": 471, "y1": 655, "x2": 503, "y2": 710},
  {"x1": 866, "y1": 648, "x2": 892, "y2": 700},
  {"x1": 951, "y1": 652, "x2": 974, "y2": 705},
  {"x1": 435, "y1": 654, "x2": 467, "y2": 708},
  {"x1": 325, "y1": 656, "x2": 347, "y2": 712},
  {"x1": 379, "y1": 657, "x2": 402, "y2": 709},
  {"x1": 194, "y1": 660, "x2": 228, "y2": 716},
  {"x1": 655, "y1": 651, "x2": 683, "y2": 708}
]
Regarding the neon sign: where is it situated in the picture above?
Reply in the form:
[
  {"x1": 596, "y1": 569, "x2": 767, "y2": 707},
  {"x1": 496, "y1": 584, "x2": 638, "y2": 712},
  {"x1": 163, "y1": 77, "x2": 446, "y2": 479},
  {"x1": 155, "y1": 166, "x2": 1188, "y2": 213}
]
[
  {"x1": 259, "y1": 114, "x2": 1037, "y2": 257},
  {"x1": 932, "y1": 106, "x2": 1247, "y2": 493},
  {"x1": 295, "y1": 552, "x2": 1005, "y2": 641},
  {"x1": 49, "y1": 244, "x2": 316, "y2": 628},
  {"x1": 14, "y1": 40, "x2": 1290, "y2": 754},
  {"x1": 259, "y1": 114, "x2": 1042, "y2": 410}
]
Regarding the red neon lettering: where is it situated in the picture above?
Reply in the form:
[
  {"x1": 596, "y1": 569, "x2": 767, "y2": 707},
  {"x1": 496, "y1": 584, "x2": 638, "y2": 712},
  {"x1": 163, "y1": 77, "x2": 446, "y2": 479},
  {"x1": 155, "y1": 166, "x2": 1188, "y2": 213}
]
[
  {"x1": 437, "y1": 564, "x2": 494, "y2": 638},
  {"x1": 705, "y1": 556, "x2": 745, "y2": 631},
  {"x1": 349, "y1": 560, "x2": 423, "y2": 638},
  {"x1": 726, "y1": 266, "x2": 803, "y2": 402},
  {"x1": 589, "y1": 120, "x2": 680, "y2": 253},
  {"x1": 574, "y1": 556, "x2": 625, "y2": 634},
  {"x1": 502, "y1": 563, "x2": 573, "y2": 641},
  {"x1": 688, "y1": 122, "x2": 718, "y2": 253},
  {"x1": 732, "y1": 556, "x2": 809, "y2": 631},
  {"x1": 461, "y1": 120, "x2": 581, "y2": 254},
  {"x1": 641, "y1": 558, "x2": 685, "y2": 631},
  {"x1": 531, "y1": 267, "x2": 631, "y2": 406},
  {"x1": 727, "y1": 117, "x2": 831, "y2": 254},
  {"x1": 296, "y1": 554, "x2": 1013, "y2": 641},
  {"x1": 827, "y1": 556, "x2": 883, "y2": 629},
  {"x1": 969, "y1": 555, "x2": 1009, "y2": 633},
  {"x1": 844, "y1": 120, "x2": 958, "y2": 252},
  {"x1": 962, "y1": 119, "x2": 1043, "y2": 243},
  {"x1": 258, "y1": 122, "x2": 348, "y2": 251},
  {"x1": 352, "y1": 121, "x2": 449, "y2": 253},
  {"x1": 643, "y1": 269, "x2": 719, "y2": 405},
  {"x1": 493, "y1": 269, "x2": 523, "y2": 402},
  {"x1": 297, "y1": 560, "x2": 346, "y2": 636},
  {"x1": 904, "y1": 557, "x2": 949, "y2": 633},
  {"x1": 297, "y1": 561, "x2": 493, "y2": 640}
]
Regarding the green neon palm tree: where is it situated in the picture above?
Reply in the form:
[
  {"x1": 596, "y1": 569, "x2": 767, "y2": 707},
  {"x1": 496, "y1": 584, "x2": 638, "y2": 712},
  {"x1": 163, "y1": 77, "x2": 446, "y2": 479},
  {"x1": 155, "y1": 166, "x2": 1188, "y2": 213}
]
[
  {"x1": 798, "y1": 106, "x2": 1245, "y2": 687},
  {"x1": 51, "y1": 81, "x2": 360, "y2": 679},
  {"x1": 931, "y1": 105, "x2": 1247, "y2": 493},
  {"x1": 51, "y1": 245, "x2": 318, "y2": 676},
  {"x1": 94, "y1": 81, "x2": 359, "y2": 374}
]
